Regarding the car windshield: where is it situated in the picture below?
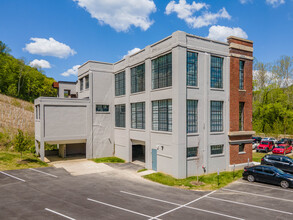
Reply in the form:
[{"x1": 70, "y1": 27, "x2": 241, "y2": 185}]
[
  {"x1": 279, "y1": 138, "x2": 285, "y2": 142},
  {"x1": 276, "y1": 145, "x2": 285, "y2": 149},
  {"x1": 271, "y1": 167, "x2": 285, "y2": 175},
  {"x1": 261, "y1": 141, "x2": 269, "y2": 145}
]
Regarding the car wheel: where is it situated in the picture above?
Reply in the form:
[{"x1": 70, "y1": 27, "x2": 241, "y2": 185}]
[
  {"x1": 265, "y1": 148, "x2": 269, "y2": 153},
  {"x1": 256, "y1": 150, "x2": 259, "y2": 153},
  {"x1": 247, "y1": 175, "x2": 255, "y2": 182},
  {"x1": 280, "y1": 180, "x2": 289, "y2": 189}
]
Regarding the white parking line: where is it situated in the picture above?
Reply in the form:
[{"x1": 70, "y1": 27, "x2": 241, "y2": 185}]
[
  {"x1": 45, "y1": 208, "x2": 75, "y2": 220},
  {"x1": 29, "y1": 168, "x2": 58, "y2": 178},
  {"x1": 0, "y1": 171, "x2": 25, "y2": 182},
  {"x1": 222, "y1": 188, "x2": 293, "y2": 203},
  {"x1": 235, "y1": 181, "x2": 293, "y2": 193},
  {"x1": 207, "y1": 196, "x2": 293, "y2": 215},
  {"x1": 121, "y1": 191, "x2": 244, "y2": 220},
  {"x1": 87, "y1": 198, "x2": 160, "y2": 219}
]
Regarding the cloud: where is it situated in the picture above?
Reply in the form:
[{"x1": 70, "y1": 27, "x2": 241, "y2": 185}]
[
  {"x1": 266, "y1": 0, "x2": 285, "y2": 7},
  {"x1": 24, "y1": 37, "x2": 76, "y2": 58},
  {"x1": 29, "y1": 59, "x2": 51, "y2": 69},
  {"x1": 239, "y1": 0, "x2": 252, "y2": 4},
  {"x1": 73, "y1": 0, "x2": 156, "y2": 32},
  {"x1": 61, "y1": 65, "x2": 81, "y2": 77},
  {"x1": 207, "y1": 25, "x2": 248, "y2": 42},
  {"x1": 123, "y1": 48, "x2": 141, "y2": 58},
  {"x1": 165, "y1": 0, "x2": 231, "y2": 28}
]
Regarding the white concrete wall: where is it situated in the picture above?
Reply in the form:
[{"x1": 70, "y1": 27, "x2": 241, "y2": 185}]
[{"x1": 58, "y1": 82, "x2": 76, "y2": 98}]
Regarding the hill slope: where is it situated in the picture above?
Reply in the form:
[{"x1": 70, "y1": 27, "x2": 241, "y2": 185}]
[{"x1": 0, "y1": 94, "x2": 34, "y2": 141}]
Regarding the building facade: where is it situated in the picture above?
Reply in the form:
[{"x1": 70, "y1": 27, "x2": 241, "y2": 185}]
[{"x1": 34, "y1": 31, "x2": 254, "y2": 178}]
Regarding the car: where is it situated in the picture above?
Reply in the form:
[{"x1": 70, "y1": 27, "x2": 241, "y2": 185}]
[
  {"x1": 256, "y1": 141, "x2": 274, "y2": 152},
  {"x1": 262, "y1": 137, "x2": 277, "y2": 144},
  {"x1": 272, "y1": 144, "x2": 292, "y2": 155},
  {"x1": 261, "y1": 154, "x2": 293, "y2": 173},
  {"x1": 243, "y1": 165, "x2": 293, "y2": 188},
  {"x1": 252, "y1": 137, "x2": 262, "y2": 143},
  {"x1": 276, "y1": 138, "x2": 290, "y2": 145}
]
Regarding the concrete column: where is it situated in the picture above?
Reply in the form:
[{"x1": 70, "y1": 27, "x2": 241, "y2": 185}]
[
  {"x1": 145, "y1": 46, "x2": 151, "y2": 169},
  {"x1": 40, "y1": 141, "x2": 45, "y2": 161},
  {"x1": 35, "y1": 140, "x2": 39, "y2": 156}
]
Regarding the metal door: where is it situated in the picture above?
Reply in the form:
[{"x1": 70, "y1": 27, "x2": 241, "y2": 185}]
[{"x1": 152, "y1": 149, "x2": 157, "y2": 171}]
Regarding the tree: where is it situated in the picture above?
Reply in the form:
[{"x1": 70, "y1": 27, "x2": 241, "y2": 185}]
[
  {"x1": 253, "y1": 60, "x2": 271, "y2": 90},
  {"x1": 0, "y1": 41, "x2": 11, "y2": 55},
  {"x1": 271, "y1": 56, "x2": 293, "y2": 88},
  {"x1": 14, "y1": 130, "x2": 28, "y2": 160}
]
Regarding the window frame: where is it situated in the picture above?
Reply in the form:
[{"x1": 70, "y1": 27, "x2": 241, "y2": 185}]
[
  {"x1": 151, "y1": 53, "x2": 172, "y2": 90},
  {"x1": 211, "y1": 144, "x2": 224, "y2": 155},
  {"x1": 115, "y1": 71, "x2": 126, "y2": 96},
  {"x1": 239, "y1": 143, "x2": 245, "y2": 153},
  {"x1": 239, "y1": 60, "x2": 245, "y2": 90},
  {"x1": 131, "y1": 63, "x2": 145, "y2": 94},
  {"x1": 186, "y1": 100, "x2": 198, "y2": 133},
  {"x1": 85, "y1": 75, "x2": 89, "y2": 89},
  {"x1": 239, "y1": 102, "x2": 245, "y2": 131},
  {"x1": 187, "y1": 147, "x2": 198, "y2": 158},
  {"x1": 187, "y1": 51, "x2": 198, "y2": 87},
  {"x1": 210, "y1": 101, "x2": 224, "y2": 132},
  {"x1": 115, "y1": 104, "x2": 126, "y2": 128},
  {"x1": 152, "y1": 99, "x2": 172, "y2": 132},
  {"x1": 131, "y1": 102, "x2": 145, "y2": 129},
  {"x1": 210, "y1": 56, "x2": 224, "y2": 89},
  {"x1": 96, "y1": 104, "x2": 110, "y2": 113}
]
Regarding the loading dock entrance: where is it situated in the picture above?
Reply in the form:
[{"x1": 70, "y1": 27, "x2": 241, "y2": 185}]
[{"x1": 131, "y1": 140, "x2": 145, "y2": 166}]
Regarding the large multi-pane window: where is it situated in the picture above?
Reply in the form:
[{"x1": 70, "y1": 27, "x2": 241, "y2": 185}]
[
  {"x1": 210, "y1": 101, "x2": 223, "y2": 132},
  {"x1": 131, "y1": 102, "x2": 145, "y2": 129},
  {"x1": 152, "y1": 53, "x2": 172, "y2": 89},
  {"x1": 152, "y1": 99, "x2": 172, "y2": 131},
  {"x1": 115, "y1": 71, "x2": 125, "y2": 96},
  {"x1": 187, "y1": 100, "x2": 198, "y2": 133},
  {"x1": 210, "y1": 56, "x2": 223, "y2": 89},
  {"x1": 131, "y1": 64, "x2": 145, "y2": 93},
  {"x1": 85, "y1": 75, "x2": 89, "y2": 89},
  {"x1": 239, "y1": 102, "x2": 244, "y2": 131},
  {"x1": 239, "y1": 60, "x2": 245, "y2": 90},
  {"x1": 187, "y1": 52, "x2": 198, "y2": 86},
  {"x1": 115, "y1": 104, "x2": 125, "y2": 128},
  {"x1": 187, "y1": 147, "x2": 198, "y2": 158},
  {"x1": 211, "y1": 145, "x2": 224, "y2": 155},
  {"x1": 80, "y1": 78, "x2": 83, "y2": 91}
]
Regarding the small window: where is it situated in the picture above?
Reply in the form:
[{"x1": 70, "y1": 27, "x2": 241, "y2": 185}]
[
  {"x1": 239, "y1": 102, "x2": 244, "y2": 131},
  {"x1": 211, "y1": 145, "x2": 224, "y2": 155},
  {"x1": 239, "y1": 60, "x2": 244, "y2": 90},
  {"x1": 211, "y1": 56, "x2": 223, "y2": 89},
  {"x1": 115, "y1": 104, "x2": 126, "y2": 128},
  {"x1": 210, "y1": 101, "x2": 223, "y2": 132},
  {"x1": 64, "y1": 90, "x2": 70, "y2": 98},
  {"x1": 96, "y1": 105, "x2": 109, "y2": 113},
  {"x1": 80, "y1": 78, "x2": 83, "y2": 91},
  {"x1": 85, "y1": 75, "x2": 89, "y2": 89},
  {"x1": 187, "y1": 51, "x2": 198, "y2": 86},
  {"x1": 187, "y1": 147, "x2": 198, "y2": 158},
  {"x1": 239, "y1": 143, "x2": 245, "y2": 153},
  {"x1": 115, "y1": 71, "x2": 126, "y2": 96}
]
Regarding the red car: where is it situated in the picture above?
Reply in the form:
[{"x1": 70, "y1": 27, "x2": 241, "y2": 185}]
[
  {"x1": 256, "y1": 141, "x2": 274, "y2": 153},
  {"x1": 272, "y1": 144, "x2": 292, "y2": 155}
]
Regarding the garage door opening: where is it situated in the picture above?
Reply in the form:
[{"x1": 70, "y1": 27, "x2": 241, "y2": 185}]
[
  {"x1": 65, "y1": 143, "x2": 86, "y2": 158},
  {"x1": 132, "y1": 144, "x2": 145, "y2": 165}
]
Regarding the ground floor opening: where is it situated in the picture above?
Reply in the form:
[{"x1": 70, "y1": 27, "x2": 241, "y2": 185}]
[{"x1": 132, "y1": 141, "x2": 145, "y2": 166}]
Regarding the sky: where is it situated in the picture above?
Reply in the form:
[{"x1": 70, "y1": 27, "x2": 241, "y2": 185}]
[{"x1": 0, "y1": 0, "x2": 292, "y2": 82}]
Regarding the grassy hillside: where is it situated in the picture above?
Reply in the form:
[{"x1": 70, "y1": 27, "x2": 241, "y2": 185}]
[{"x1": 0, "y1": 94, "x2": 34, "y2": 149}]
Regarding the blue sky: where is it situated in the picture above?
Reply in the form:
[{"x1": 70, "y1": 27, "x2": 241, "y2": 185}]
[{"x1": 0, "y1": 0, "x2": 292, "y2": 81}]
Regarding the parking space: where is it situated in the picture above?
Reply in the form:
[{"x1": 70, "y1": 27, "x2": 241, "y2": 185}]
[{"x1": 0, "y1": 167, "x2": 293, "y2": 219}]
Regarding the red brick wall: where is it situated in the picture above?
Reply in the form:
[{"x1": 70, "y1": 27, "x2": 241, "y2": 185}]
[
  {"x1": 230, "y1": 143, "x2": 252, "y2": 164},
  {"x1": 229, "y1": 58, "x2": 253, "y2": 131},
  {"x1": 229, "y1": 37, "x2": 253, "y2": 165}
]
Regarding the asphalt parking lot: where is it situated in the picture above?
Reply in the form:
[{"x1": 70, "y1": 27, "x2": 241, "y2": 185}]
[{"x1": 0, "y1": 166, "x2": 293, "y2": 220}]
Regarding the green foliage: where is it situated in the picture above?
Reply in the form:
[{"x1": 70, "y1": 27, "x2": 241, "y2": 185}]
[
  {"x1": 0, "y1": 150, "x2": 48, "y2": 170},
  {"x1": 13, "y1": 129, "x2": 29, "y2": 159},
  {"x1": 0, "y1": 41, "x2": 57, "y2": 102},
  {"x1": 92, "y1": 157, "x2": 125, "y2": 163},
  {"x1": 137, "y1": 168, "x2": 148, "y2": 173},
  {"x1": 144, "y1": 170, "x2": 243, "y2": 190}
]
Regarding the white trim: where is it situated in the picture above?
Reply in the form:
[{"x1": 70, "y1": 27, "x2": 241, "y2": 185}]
[{"x1": 45, "y1": 208, "x2": 75, "y2": 220}]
